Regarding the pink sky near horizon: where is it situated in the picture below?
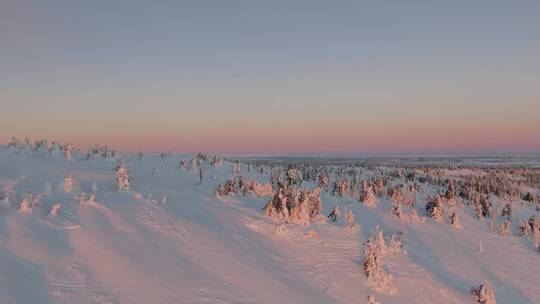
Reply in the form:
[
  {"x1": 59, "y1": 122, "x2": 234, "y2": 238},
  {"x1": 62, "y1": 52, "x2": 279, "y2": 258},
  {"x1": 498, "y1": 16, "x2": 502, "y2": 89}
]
[{"x1": 2, "y1": 117, "x2": 539, "y2": 155}]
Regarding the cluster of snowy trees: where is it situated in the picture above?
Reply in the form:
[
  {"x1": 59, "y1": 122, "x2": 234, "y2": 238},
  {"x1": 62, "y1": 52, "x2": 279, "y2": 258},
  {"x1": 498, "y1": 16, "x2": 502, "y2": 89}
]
[
  {"x1": 263, "y1": 182, "x2": 323, "y2": 225},
  {"x1": 215, "y1": 175, "x2": 273, "y2": 197},
  {"x1": 7, "y1": 136, "x2": 76, "y2": 160}
]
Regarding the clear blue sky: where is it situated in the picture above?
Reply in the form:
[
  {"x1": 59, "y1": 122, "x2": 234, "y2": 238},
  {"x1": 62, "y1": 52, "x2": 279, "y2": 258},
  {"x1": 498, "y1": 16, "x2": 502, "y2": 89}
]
[{"x1": 1, "y1": 0, "x2": 539, "y2": 154}]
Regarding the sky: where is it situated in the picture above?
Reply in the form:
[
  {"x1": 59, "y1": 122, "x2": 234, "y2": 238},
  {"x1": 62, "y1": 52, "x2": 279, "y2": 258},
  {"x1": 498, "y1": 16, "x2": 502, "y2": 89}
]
[{"x1": 1, "y1": 0, "x2": 539, "y2": 155}]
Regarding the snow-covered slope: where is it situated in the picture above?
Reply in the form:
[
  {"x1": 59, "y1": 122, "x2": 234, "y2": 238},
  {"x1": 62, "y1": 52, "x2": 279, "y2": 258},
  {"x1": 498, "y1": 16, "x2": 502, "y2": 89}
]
[{"x1": 0, "y1": 149, "x2": 538, "y2": 304}]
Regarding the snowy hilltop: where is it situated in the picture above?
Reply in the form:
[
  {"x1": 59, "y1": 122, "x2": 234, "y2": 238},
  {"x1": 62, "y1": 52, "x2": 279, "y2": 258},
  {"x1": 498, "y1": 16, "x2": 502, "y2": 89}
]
[{"x1": 0, "y1": 139, "x2": 539, "y2": 303}]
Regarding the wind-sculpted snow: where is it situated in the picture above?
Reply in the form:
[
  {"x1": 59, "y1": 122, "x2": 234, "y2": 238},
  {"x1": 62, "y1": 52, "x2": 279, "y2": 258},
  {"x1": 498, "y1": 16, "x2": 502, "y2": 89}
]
[{"x1": 0, "y1": 147, "x2": 539, "y2": 303}]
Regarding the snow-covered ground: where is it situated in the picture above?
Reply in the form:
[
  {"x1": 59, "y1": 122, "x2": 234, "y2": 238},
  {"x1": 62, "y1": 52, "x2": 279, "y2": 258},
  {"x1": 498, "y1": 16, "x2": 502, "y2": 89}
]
[{"x1": 0, "y1": 148, "x2": 538, "y2": 304}]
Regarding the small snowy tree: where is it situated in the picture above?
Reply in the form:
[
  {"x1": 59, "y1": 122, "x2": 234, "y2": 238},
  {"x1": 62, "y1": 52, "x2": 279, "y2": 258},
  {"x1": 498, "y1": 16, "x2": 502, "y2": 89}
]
[
  {"x1": 470, "y1": 282, "x2": 496, "y2": 304},
  {"x1": 362, "y1": 239, "x2": 395, "y2": 293},
  {"x1": 425, "y1": 196, "x2": 444, "y2": 223},
  {"x1": 501, "y1": 203, "x2": 512, "y2": 219},
  {"x1": 360, "y1": 186, "x2": 378, "y2": 208},
  {"x1": 115, "y1": 163, "x2": 130, "y2": 191},
  {"x1": 65, "y1": 143, "x2": 74, "y2": 161}
]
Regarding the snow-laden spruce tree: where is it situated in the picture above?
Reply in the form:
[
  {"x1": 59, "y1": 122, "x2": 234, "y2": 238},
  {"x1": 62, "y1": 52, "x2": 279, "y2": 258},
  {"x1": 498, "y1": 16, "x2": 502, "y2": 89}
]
[
  {"x1": 115, "y1": 163, "x2": 130, "y2": 191},
  {"x1": 360, "y1": 185, "x2": 378, "y2": 208},
  {"x1": 344, "y1": 208, "x2": 355, "y2": 228},
  {"x1": 480, "y1": 196, "x2": 493, "y2": 219},
  {"x1": 318, "y1": 171, "x2": 330, "y2": 191},
  {"x1": 470, "y1": 282, "x2": 496, "y2": 304},
  {"x1": 425, "y1": 195, "x2": 444, "y2": 222},
  {"x1": 362, "y1": 239, "x2": 395, "y2": 293},
  {"x1": 65, "y1": 143, "x2": 74, "y2": 161}
]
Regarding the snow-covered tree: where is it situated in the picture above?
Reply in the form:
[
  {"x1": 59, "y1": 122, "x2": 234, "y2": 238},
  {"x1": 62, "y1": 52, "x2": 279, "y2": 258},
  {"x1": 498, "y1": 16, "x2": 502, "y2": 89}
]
[
  {"x1": 34, "y1": 138, "x2": 48, "y2": 153},
  {"x1": 362, "y1": 239, "x2": 394, "y2": 293},
  {"x1": 425, "y1": 196, "x2": 444, "y2": 223},
  {"x1": 360, "y1": 185, "x2": 378, "y2": 208},
  {"x1": 65, "y1": 143, "x2": 74, "y2": 161},
  {"x1": 470, "y1": 283, "x2": 496, "y2": 304},
  {"x1": 501, "y1": 203, "x2": 512, "y2": 219},
  {"x1": 318, "y1": 171, "x2": 329, "y2": 191},
  {"x1": 115, "y1": 163, "x2": 130, "y2": 191}
]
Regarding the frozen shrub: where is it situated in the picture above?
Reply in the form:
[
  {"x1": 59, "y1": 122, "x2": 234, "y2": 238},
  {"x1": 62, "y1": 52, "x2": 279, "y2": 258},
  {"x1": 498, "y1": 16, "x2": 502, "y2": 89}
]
[
  {"x1": 470, "y1": 283, "x2": 496, "y2": 304},
  {"x1": 328, "y1": 205, "x2": 340, "y2": 222},
  {"x1": 115, "y1": 163, "x2": 130, "y2": 191}
]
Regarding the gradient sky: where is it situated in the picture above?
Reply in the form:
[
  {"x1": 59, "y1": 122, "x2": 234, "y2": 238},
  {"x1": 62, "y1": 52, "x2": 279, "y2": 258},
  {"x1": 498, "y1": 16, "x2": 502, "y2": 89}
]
[{"x1": 1, "y1": 0, "x2": 539, "y2": 155}]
